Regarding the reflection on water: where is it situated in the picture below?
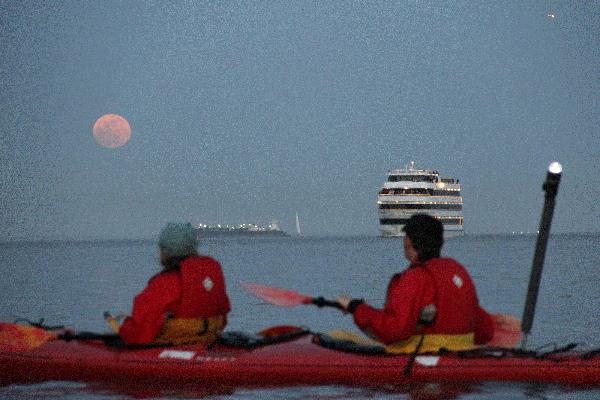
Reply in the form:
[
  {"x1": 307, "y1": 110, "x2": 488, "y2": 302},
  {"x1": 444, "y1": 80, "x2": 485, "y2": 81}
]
[
  {"x1": 1, "y1": 381, "x2": 478, "y2": 400},
  {"x1": 5, "y1": 381, "x2": 600, "y2": 400},
  {"x1": 1, "y1": 234, "x2": 600, "y2": 399}
]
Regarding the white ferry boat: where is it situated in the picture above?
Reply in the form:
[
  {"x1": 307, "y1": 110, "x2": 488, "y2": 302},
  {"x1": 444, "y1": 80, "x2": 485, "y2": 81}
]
[{"x1": 378, "y1": 161, "x2": 464, "y2": 237}]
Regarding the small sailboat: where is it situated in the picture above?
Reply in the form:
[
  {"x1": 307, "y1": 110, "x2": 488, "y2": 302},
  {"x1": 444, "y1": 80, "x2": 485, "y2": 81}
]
[{"x1": 295, "y1": 212, "x2": 302, "y2": 236}]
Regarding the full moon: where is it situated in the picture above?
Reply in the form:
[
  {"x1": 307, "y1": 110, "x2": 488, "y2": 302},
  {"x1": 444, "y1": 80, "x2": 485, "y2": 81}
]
[{"x1": 92, "y1": 114, "x2": 131, "y2": 148}]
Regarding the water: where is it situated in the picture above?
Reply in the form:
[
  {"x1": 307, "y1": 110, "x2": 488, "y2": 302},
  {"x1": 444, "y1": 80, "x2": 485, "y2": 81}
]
[{"x1": 1, "y1": 234, "x2": 599, "y2": 399}]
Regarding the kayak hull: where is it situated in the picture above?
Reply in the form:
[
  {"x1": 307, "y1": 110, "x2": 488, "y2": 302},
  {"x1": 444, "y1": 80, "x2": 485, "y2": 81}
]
[{"x1": 2, "y1": 335, "x2": 600, "y2": 390}]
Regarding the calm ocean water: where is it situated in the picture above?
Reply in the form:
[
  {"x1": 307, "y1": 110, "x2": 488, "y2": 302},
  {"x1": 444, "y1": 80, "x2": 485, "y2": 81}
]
[{"x1": 1, "y1": 233, "x2": 599, "y2": 399}]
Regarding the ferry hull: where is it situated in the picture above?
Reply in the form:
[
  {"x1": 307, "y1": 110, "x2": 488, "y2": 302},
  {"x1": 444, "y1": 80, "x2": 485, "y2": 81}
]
[{"x1": 380, "y1": 226, "x2": 465, "y2": 238}]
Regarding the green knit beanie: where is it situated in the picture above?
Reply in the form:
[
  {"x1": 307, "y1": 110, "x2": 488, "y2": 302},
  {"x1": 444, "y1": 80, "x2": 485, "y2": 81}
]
[{"x1": 158, "y1": 223, "x2": 198, "y2": 257}]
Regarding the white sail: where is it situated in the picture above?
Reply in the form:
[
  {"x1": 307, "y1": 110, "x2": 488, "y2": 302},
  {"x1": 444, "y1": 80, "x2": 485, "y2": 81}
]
[{"x1": 295, "y1": 212, "x2": 302, "y2": 236}]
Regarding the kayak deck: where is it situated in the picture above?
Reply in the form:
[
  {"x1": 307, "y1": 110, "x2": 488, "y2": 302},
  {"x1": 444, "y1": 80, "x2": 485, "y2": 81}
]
[{"x1": 2, "y1": 332, "x2": 600, "y2": 389}]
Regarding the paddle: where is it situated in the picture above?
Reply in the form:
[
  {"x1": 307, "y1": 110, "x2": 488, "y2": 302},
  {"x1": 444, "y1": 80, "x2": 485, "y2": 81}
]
[
  {"x1": 0, "y1": 322, "x2": 119, "y2": 352},
  {"x1": 240, "y1": 281, "x2": 344, "y2": 310},
  {"x1": 241, "y1": 282, "x2": 522, "y2": 348}
]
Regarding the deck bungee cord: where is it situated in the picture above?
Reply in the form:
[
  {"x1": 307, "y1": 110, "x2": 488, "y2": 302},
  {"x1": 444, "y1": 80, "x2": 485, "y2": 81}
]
[{"x1": 4, "y1": 318, "x2": 600, "y2": 361}]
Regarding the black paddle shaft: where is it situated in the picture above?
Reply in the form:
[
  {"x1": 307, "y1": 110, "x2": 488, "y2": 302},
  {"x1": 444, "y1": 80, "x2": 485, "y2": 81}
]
[
  {"x1": 521, "y1": 166, "x2": 562, "y2": 342},
  {"x1": 311, "y1": 297, "x2": 345, "y2": 310},
  {"x1": 58, "y1": 331, "x2": 119, "y2": 342}
]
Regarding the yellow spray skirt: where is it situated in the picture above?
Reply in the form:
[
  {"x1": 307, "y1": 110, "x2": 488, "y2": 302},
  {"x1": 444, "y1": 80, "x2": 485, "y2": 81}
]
[
  {"x1": 155, "y1": 315, "x2": 226, "y2": 346},
  {"x1": 328, "y1": 330, "x2": 477, "y2": 354}
]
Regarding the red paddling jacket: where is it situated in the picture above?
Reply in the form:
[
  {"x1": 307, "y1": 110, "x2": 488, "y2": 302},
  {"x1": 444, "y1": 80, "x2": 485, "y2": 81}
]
[
  {"x1": 352, "y1": 258, "x2": 494, "y2": 352},
  {"x1": 119, "y1": 255, "x2": 231, "y2": 345}
]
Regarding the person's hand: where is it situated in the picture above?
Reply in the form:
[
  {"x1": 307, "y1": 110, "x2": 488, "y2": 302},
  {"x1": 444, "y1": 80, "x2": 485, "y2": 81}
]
[
  {"x1": 112, "y1": 313, "x2": 127, "y2": 322},
  {"x1": 103, "y1": 311, "x2": 122, "y2": 333},
  {"x1": 103, "y1": 312, "x2": 126, "y2": 322},
  {"x1": 337, "y1": 295, "x2": 352, "y2": 312}
]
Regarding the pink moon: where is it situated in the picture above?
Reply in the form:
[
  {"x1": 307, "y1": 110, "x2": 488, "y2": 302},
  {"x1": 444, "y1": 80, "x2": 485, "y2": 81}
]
[{"x1": 92, "y1": 114, "x2": 131, "y2": 148}]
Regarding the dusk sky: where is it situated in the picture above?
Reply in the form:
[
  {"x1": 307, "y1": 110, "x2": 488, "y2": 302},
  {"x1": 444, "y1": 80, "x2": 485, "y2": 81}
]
[{"x1": 1, "y1": 1, "x2": 598, "y2": 240}]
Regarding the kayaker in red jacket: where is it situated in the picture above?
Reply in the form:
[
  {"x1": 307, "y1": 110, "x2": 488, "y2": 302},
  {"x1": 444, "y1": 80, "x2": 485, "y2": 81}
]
[
  {"x1": 337, "y1": 214, "x2": 494, "y2": 353},
  {"x1": 117, "y1": 223, "x2": 231, "y2": 345}
]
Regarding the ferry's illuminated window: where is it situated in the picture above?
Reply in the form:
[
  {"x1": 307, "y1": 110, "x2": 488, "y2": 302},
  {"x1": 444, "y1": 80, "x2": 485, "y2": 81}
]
[
  {"x1": 380, "y1": 218, "x2": 464, "y2": 225},
  {"x1": 388, "y1": 175, "x2": 435, "y2": 183},
  {"x1": 379, "y1": 188, "x2": 462, "y2": 197},
  {"x1": 432, "y1": 190, "x2": 461, "y2": 196},
  {"x1": 379, "y1": 204, "x2": 462, "y2": 211},
  {"x1": 389, "y1": 188, "x2": 433, "y2": 195}
]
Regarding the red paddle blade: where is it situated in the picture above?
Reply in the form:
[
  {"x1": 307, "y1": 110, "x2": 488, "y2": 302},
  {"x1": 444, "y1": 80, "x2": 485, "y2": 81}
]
[
  {"x1": 0, "y1": 322, "x2": 58, "y2": 352},
  {"x1": 488, "y1": 314, "x2": 522, "y2": 348},
  {"x1": 241, "y1": 282, "x2": 312, "y2": 307}
]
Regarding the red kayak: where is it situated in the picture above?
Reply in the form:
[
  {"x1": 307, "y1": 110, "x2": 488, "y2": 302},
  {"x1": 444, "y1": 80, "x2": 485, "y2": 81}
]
[{"x1": 1, "y1": 322, "x2": 600, "y2": 390}]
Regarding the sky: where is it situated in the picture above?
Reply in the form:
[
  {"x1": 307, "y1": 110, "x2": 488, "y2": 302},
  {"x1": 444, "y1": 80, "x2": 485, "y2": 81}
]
[{"x1": 1, "y1": 1, "x2": 599, "y2": 240}]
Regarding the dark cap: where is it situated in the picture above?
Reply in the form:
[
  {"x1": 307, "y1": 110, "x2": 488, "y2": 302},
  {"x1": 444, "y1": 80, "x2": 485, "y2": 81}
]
[{"x1": 402, "y1": 214, "x2": 444, "y2": 261}]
